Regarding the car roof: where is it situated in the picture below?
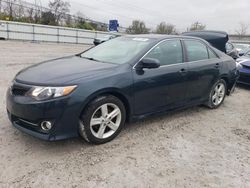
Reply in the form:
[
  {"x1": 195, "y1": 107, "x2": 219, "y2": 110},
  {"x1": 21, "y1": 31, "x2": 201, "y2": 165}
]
[{"x1": 124, "y1": 34, "x2": 202, "y2": 41}]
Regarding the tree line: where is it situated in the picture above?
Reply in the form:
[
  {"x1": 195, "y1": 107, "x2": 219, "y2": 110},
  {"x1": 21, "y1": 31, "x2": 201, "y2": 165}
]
[
  {"x1": 126, "y1": 20, "x2": 206, "y2": 34},
  {"x1": 0, "y1": 0, "x2": 248, "y2": 35},
  {"x1": 0, "y1": 0, "x2": 108, "y2": 31}
]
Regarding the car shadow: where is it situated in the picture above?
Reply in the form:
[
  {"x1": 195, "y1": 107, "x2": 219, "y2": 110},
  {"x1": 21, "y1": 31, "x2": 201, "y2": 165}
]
[
  {"x1": 14, "y1": 105, "x2": 209, "y2": 155},
  {"x1": 123, "y1": 105, "x2": 206, "y2": 131},
  {"x1": 236, "y1": 83, "x2": 250, "y2": 90}
]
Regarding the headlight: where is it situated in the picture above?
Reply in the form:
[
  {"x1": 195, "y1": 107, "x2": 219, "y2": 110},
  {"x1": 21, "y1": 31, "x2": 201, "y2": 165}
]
[{"x1": 28, "y1": 85, "x2": 77, "y2": 100}]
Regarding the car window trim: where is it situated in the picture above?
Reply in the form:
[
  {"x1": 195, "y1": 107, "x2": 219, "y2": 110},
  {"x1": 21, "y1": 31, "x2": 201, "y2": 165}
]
[
  {"x1": 133, "y1": 38, "x2": 220, "y2": 70},
  {"x1": 133, "y1": 38, "x2": 184, "y2": 69}
]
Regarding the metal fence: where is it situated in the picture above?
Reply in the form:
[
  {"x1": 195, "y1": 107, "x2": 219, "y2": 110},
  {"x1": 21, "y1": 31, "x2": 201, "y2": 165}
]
[
  {"x1": 0, "y1": 20, "x2": 120, "y2": 44},
  {"x1": 229, "y1": 35, "x2": 250, "y2": 44}
]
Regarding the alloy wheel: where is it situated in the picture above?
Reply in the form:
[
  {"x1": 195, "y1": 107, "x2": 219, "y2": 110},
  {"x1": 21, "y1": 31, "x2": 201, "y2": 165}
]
[
  {"x1": 89, "y1": 103, "x2": 122, "y2": 139},
  {"x1": 212, "y1": 83, "x2": 226, "y2": 106}
]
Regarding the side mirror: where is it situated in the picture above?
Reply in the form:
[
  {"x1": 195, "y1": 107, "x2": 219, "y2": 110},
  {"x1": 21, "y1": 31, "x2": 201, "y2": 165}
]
[{"x1": 136, "y1": 58, "x2": 160, "y2": 70}]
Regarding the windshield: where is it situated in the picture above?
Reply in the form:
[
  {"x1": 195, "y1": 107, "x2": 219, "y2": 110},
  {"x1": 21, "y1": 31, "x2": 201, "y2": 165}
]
[{"x1": 81, "y1": 37, "x2": 152, "y2": 64}]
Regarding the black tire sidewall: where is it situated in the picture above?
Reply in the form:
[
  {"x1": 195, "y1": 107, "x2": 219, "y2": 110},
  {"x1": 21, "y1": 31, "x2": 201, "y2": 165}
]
[
  {"x1": 208, "y1": 79, "x2": 227, "y2": 109},
  {"x1": 80, "y1": 95, "x2": 126, "y2": 144}
]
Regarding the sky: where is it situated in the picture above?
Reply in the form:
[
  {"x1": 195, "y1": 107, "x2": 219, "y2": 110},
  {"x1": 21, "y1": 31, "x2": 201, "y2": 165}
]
[{"x1": 30, "y1": 0, "x2": 250, "y2": 34}]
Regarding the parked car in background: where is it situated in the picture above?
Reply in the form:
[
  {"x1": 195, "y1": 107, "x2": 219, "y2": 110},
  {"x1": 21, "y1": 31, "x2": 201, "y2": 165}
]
[
  {"x1": 93, "y1": 34, "x2": 119, "y2": 45},
  {"x1": 236, "y1": 50, "x2": 250, "y2": 85},
  {"x1": 233, "y1": 43, "x2": 250, "y2": 56},
  {"x1": 236, "y1": 50, "x2": 250, "y2": 62},
  {"x1": 182, "y1": 30, "x2": 239, "y2": 59},
  {"x1": 6, "y1": 35, "x2": 238, "y2": 144},
  {"x1": 236, "y1": 59, "x2": 250, "y2": 85},
  {"x1": 225, "y1": 42, "x2": 239, "y2": 60},
  {"x1": 243, "y1": 50, "x2": 250, "y2": 58}
]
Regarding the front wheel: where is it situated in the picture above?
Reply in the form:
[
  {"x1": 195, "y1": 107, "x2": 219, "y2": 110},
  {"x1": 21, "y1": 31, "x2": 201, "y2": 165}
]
[
  {"x1": 79, "y1": 95, "x2": 126, "y2": 144},
  {"x1": 206, "y1": 79, "x2": 227, "y2": 109}
]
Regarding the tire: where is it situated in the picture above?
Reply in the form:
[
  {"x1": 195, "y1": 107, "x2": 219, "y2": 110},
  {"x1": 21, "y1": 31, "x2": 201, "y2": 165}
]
[
  {"x1": 206, "y1": 79, "x2": 227, "y2": 109},
  {"x1": 79, "y1": 95, "x2": 126, "y2": 144}
]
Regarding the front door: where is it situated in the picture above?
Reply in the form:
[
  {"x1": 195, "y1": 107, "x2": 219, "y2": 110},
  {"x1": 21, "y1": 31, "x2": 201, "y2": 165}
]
[{"x1": 132, "y1": 39, "x2": 189, "y2": 115}]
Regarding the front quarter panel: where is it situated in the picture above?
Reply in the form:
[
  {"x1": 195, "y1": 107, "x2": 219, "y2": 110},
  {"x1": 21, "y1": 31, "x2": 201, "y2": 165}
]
[{"x1": 70, "y1": 64, "x2": 134, "y2": 117}]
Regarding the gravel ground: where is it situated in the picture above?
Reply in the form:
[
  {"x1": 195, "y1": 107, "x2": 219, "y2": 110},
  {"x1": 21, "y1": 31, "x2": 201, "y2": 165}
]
[{"x1": 0, "y1": 40, "x2": 250, "y2": 188}]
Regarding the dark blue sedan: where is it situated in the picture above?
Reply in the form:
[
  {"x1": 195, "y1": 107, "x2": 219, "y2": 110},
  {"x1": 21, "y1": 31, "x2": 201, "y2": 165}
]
[
  {"x1": 237, "y1": 59, "x2": 250, "y2": 85},
  {"x1": 6, "y1": 35, "x2": 238, "y2": 144}
]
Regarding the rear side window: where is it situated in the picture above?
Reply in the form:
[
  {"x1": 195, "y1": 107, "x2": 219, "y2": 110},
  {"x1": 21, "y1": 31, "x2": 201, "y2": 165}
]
[
  {"x1": 145, "y1": 40, "x2": 183, "y2": 66},
  {"x1": 184, "y1": 40, "x2": 209, "y2": 62},
  {"x1": 208, "y1": 48, "x2": 218, "y2": 59}
]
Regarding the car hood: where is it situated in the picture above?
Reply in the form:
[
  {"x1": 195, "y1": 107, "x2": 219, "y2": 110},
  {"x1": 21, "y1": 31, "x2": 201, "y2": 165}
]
[
  {"x1": 15, "y1": 55, "x2": 118, "y2": 85},
  {"x1": 240, "y1": 59, "x2": 250, "y2": 67}
]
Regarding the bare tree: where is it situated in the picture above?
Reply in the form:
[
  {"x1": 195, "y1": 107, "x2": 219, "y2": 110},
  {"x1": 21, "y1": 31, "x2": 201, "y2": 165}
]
[
  {"x1": 49, "y1": 0, "x2": 70, "y2": 25},
  {"x1": 27, "y1": 7, "x2": 34, "y2": 22},
  {"x1": 75, "y1": 11, "x2": 86, "y2": 23},
  {"x1": 156, "y1": 22, "x2": 177, "y2": 34},
  {"x1": 41, "y1": 11, "x2": 56, "y2": 25},
  {"x1": 4, "y1": 0, "x2": 17, "y2": 20},
  {"x1": 189, "y1": 21, "x2": 206, "y2": 31},
  {"x1": 126, "y1": 20, "x2": 150, "y2": 34},
  {"x1": 16, "y1": 0, "x2": 24, "y2": 18},
  {"x1": 65, "y1": 14, "x2": 73, "y2": 27},
  {"x1": 33, "y1": 0, "x2": 42, "y2": 23},
  {"x1": 0, "y1": 0, "x2": 2, "y2": 13},
  {"x1": 235, "y1": 22, "x2": 248, "y2": 38}
]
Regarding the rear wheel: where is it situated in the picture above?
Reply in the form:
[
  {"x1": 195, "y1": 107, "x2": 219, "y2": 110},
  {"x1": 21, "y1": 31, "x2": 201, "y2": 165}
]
[
  {"x1": 207, "y1": 79, "x2": 227, "y2": 109},
  {"x1": 79, "y1": 95, "x2": 126, "y2": 144}
]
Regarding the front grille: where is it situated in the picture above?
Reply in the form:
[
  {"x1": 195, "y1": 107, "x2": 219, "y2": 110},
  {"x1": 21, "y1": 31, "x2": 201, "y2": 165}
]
[{"x1": 11, "y1": 83, "x2": 31, "y2": 96}]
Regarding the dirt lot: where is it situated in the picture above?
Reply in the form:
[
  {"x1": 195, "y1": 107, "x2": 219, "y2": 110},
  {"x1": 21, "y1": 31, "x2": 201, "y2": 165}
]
[{"x1": 0, "y1": 40, "x2": 250, "y2": 188}]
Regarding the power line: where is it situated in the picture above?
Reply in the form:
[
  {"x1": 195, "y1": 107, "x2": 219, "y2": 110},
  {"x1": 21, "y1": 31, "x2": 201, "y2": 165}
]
[
  {"x1": 0, "y1": 0, "x2": 128, "y2": 29},
  {"x1": 68, "y1": 0, "x2": 183, "y2": 29},
  {"x1": 69, "y1": 0, "x2": 148, "y2": 26}
]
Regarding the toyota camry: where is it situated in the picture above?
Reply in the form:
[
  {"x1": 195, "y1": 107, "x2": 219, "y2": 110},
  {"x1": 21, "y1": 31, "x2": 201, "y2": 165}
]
[{"x1": 6, "y1": 34, "x2": 238, "y2": 144}]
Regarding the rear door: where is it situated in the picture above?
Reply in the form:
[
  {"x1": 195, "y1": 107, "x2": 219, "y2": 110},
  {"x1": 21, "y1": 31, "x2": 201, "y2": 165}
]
[
  {"x1": 183, "y1": 39, "x2": 221, "y2": 103},
  {"x1": 132, "y1": 39, "x2": 189, "y2": 115}
]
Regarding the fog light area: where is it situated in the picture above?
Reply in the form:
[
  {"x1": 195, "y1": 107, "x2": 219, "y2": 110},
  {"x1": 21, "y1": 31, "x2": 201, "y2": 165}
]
[{"x1": 41, "y1": 121, "x2": 52, "y2": 131}]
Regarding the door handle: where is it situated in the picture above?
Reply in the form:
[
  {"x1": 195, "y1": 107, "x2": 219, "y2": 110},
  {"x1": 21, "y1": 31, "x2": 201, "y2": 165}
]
[{"x1": 215, "y1": 63, "x2": 220, "y2": 68}]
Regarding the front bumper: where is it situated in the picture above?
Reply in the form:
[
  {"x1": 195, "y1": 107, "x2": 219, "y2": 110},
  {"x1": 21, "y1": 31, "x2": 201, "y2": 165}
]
[{"x1": 6, "y1": 84, "x2": 82, "y2": 141}]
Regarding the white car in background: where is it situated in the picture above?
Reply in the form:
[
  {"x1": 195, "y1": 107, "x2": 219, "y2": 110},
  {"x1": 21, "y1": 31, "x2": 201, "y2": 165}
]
[{"x1": 233, "y1": 43, "x2": 250, "y2": 56}]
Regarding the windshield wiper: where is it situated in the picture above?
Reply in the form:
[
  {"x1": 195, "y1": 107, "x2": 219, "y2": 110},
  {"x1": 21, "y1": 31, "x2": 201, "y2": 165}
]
[{"x1": 82, "y1": 56, "x2": 101, "y2": 62}]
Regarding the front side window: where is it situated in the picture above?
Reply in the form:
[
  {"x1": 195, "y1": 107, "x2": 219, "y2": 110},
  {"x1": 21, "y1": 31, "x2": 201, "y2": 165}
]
[
  {"x1": 185, "y1": 40, "x2": 209, "y2": 62},
  {"x1": 145, "y1": 40, "x2": 183, "y2": 66}
]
